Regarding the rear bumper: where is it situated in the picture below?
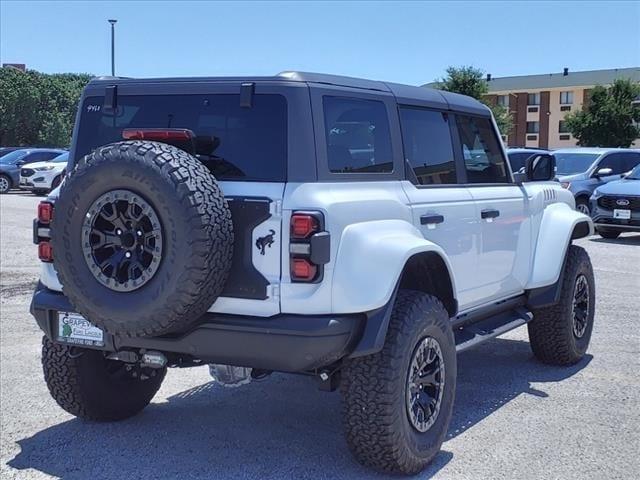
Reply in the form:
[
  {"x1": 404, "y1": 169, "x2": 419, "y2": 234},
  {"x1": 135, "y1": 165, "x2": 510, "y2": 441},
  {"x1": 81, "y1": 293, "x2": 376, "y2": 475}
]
[{"x1": 30, "y1": 284, "x2": 364, "y2": 372}]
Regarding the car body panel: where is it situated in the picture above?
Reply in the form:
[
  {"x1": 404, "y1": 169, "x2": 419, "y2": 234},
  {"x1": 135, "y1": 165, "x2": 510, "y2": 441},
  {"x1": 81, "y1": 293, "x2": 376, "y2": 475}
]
[{"x1": 527, "y1": 202, "x2": 593, "y2": 289}]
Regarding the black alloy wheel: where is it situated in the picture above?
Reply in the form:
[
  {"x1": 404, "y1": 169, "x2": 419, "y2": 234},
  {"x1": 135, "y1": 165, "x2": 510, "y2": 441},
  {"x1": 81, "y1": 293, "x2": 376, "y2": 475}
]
[
  {"x1": 82, "y1": 189, "x2": 163, "y2": 292},
  {"x1": 406, "y1": 336, "x2": 446, "y2": 433}
]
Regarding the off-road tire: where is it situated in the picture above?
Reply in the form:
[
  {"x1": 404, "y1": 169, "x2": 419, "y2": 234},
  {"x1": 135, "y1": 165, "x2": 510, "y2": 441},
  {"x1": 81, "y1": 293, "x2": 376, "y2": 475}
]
[
  {"x1": 0, "y1": 174, "x2": 11, "y2": 194},
  {"x1": 51, "y1": 141, "x2": 233, "y2": 337},
  {"x1": 42, "y1": 337, "x2": 166, "y2": 421},
  {"x1": 528, "y1": 245, "x2": 595, "y2": 365},
  {"x1": 597, "y1": 228, "x2": 621, "y2": 239},
  {"x1": 341, "y1": 290, "x2": 456, "y2": 475}
]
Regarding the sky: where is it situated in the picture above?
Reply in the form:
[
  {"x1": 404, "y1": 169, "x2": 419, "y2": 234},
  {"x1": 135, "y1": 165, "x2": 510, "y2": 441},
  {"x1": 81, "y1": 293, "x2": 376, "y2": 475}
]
[{"x1": 1, "y1": 0, "x2": 639, "y2": 85}]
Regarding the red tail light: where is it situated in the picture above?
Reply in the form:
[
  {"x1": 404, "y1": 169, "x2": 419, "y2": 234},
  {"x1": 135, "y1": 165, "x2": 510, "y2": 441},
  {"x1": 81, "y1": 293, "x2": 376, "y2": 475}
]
[
  {"x1": 122, "y1": 128, "x2": 194, "y2": 141},
  {"x1": 291, "y1": 258, "x2": 317, "y2": 281},
  {"x1": 38, "y1": 202, "x2": 54, "y2": 224},
  {"x1": 38, "y1": 241, "x2": 53, "y2": 262},
  {"x1": 291, "y1": 214, "x2": 319, "y2": 239}
]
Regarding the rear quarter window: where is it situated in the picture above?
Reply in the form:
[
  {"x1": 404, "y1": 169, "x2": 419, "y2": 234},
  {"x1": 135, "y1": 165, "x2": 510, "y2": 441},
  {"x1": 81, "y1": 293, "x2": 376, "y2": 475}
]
[
  {"x1": 323, "y1": 96, "x2": 393, "y2": 174},
  {"x1": 76, "y1": 94, "x2": 288, "y2": 182}
]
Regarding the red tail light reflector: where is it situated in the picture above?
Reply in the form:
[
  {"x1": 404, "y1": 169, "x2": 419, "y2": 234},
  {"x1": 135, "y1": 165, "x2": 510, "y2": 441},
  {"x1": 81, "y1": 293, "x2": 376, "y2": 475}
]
[
  {"x1": 291, "y1": 214, "x2": 319, "y2": 239},
  {"x1": 38, "y1": 202, "x2": 54, "y2": 224},
  {"x1": 291, "y1": 258, "x2": 317, "y2": 281},
  {"x1": 38, "y1": 241, "x2": 54, "y2": 262},
  {"x1": 122, "y1": 128, "x2": 194, "y2": 141}
]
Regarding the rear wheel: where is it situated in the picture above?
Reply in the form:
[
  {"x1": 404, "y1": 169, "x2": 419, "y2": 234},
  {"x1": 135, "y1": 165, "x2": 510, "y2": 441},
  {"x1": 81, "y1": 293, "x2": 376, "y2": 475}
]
[
  {"x1": 528, "y1": 245, "x2": 595, "y2": 365},
  {"x1": 341, "y1": 291, "x2": 456, "y2": 475},
  {"x1": 0, "y1": 174, "x2": 11, "y2": 194},
  {"x1": 42, "y1": 337, "x2": 166, "y2": 421},
  {"x1": 598, "y1": 228, "x2": 621, "y2": 239}
]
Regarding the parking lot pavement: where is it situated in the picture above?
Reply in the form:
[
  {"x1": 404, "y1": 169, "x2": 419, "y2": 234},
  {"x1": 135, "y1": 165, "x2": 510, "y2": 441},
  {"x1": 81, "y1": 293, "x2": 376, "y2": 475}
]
[{"x1": 1, "y1": 192, "x2": 639, "y2": 480}]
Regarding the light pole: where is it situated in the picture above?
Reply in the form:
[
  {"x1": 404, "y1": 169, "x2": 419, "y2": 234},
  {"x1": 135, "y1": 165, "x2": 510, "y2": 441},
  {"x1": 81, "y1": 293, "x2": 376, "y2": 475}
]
[{"x1": 108, "y1": 19, "x2": 117, "y2": 76}]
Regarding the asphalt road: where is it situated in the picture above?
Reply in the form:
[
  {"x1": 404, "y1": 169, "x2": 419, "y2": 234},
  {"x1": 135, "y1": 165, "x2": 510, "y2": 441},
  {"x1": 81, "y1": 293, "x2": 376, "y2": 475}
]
[{"x1": 1, "y1": 192, "x2": 639, "y2": 480}]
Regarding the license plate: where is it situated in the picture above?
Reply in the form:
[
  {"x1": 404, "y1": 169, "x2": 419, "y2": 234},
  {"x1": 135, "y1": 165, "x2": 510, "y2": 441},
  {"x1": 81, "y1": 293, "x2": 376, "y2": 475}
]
[
  {"x1": 613, "y1": 209, "x2": 631, "y2": 220},
  {"x1": 57, "y1": 312, "x2": 104, "y2": 346}
]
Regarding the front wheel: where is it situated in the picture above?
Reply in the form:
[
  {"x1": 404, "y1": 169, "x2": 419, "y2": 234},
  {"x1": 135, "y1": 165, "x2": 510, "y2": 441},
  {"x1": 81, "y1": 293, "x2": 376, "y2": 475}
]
[
  {"x1": 528, "y1": 245, "x2": 595, "y2": 365},
  {"x1": 575, "y1": 198, "x2": 591, "y2": 215},
  {"x1": 42, "y1": 337, "x2": 166, "y2": 421},
  {"x1": 341, "y1": 291, "x2": 456, "y2": 475},
  {"x1": 0, "y1": 174, "x2": 11, "y2": 194}
]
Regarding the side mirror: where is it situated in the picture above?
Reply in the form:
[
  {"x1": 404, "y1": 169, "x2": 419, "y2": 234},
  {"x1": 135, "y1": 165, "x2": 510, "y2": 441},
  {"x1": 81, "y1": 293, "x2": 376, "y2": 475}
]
[
  {"x1": 594, "y1": 167, "x2": 613, "y2": 177},
  {"x1": 525, "y1": 153, "x2": 556, "y2": 182}
]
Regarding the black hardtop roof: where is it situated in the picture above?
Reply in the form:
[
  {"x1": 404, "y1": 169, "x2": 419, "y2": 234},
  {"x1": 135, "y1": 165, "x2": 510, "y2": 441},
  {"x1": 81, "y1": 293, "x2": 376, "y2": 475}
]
[{"x1": 88, "y1": 71, "x2": 490, "y2": 116}]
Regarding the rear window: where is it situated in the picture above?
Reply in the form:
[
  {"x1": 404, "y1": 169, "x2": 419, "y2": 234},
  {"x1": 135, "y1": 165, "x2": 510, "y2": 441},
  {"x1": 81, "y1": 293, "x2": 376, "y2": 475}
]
[
  {"x1": 76, "y1": 94, "x2": 287, "y2": 181},
  {"x1": 323, "y1": 96, "x2": 393, "y2": 174}
]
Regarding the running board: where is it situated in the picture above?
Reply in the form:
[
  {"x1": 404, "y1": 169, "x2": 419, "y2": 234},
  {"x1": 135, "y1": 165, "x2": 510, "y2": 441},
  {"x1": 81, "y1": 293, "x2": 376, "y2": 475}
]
[{"x1": 454, "y1": 307, "x2": 533, "y2": 353}]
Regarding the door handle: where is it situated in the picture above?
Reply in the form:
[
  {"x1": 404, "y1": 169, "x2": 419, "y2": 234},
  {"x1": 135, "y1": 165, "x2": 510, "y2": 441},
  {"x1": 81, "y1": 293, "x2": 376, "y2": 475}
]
[
  {"x1": 420, "y1": 214, "x2": 445, "y2": 226},
  {"x1": 481, "y1": 209, "x2": 500, "y2": 220}
]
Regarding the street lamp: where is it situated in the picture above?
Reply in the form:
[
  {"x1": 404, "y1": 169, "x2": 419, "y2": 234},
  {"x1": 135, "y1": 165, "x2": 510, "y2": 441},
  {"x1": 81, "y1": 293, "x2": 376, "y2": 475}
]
[{"x1": 108, "y1": 19, "x2": 117, "y2": 76}]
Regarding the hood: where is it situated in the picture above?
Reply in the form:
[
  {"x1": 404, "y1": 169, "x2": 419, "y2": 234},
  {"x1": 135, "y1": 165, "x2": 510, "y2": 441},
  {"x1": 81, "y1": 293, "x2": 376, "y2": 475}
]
[
  {"x1": 594, "y1": 178, "x2": 640, "y2": 196},
  {"x1": 556, "y1": 172, "x2": 588, "y2": 183},
  {"x1": 21, "y1": 161, "x2": 66, "y2": 171}
]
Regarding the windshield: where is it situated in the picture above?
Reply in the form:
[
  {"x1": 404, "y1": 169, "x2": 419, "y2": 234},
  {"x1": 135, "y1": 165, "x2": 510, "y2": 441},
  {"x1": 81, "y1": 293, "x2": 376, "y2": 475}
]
[
  {"x1": 554, "y1": 152, "x2": 601, "y2": 176},
  {"x1": 627, "y1": 163, "x2": 640, "y2": 180},
  {"x1": 51, "y1": 152, "x2": 69, "y2": 163},
  {"x1": 0, "y1": 150, "x2": 29, "y2": 164}
]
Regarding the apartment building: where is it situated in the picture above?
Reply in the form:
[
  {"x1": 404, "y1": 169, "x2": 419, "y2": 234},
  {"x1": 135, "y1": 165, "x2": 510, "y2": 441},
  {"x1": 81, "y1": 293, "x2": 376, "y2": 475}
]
[{"x1": 485, "y1": 67, "x2": 639, "y2": 148}]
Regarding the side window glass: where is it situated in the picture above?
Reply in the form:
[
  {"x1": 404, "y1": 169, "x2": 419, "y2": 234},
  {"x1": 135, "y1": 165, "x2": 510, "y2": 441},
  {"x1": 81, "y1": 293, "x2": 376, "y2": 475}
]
[
  {"x1": 399, "y1": 107, "x2": 456, "y2": 184},
  {"x1": 456, "y1": 116, "x2": 509, "y2": 183},
  {"x1": 625, "y1": 153, "x2": 640, "y2": 172},
  {"x1": 24, "y1": 153, "x2": 43, "y2": 163},
  {"x1": 598, "y1": 154, "x2": 627, "y2": 175},
  {"x1": 323, "y1": 96, "x2": 393, "y2": 174}
]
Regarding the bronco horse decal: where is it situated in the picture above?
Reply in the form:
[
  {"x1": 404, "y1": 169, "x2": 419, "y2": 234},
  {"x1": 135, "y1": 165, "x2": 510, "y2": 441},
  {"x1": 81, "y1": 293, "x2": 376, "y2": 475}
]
[{"x1": 256, "y1": 229, "x2": 276, "y2": 255}]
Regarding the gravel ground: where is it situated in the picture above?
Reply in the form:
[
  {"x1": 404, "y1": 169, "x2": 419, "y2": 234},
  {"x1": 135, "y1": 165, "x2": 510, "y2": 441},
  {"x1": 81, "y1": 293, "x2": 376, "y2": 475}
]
[{"x1": 1, "y1": 192, "x2": 639, "y2": 480}]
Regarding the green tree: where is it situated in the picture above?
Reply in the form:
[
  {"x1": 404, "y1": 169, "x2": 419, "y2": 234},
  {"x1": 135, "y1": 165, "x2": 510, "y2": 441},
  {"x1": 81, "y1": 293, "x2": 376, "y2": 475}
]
[
  {"x1": 433, "y1": 66, "x2": 512, "y2": 136},
  {"x1": 565, "y1": 78, "x2": 640, "y2": 147},
  {"x1": 0, "y1": 68, "x2": 92, "y2": 147}
]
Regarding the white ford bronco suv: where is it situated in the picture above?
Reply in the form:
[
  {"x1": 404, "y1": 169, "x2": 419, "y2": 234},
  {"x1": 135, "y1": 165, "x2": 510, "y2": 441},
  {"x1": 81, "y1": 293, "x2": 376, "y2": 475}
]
[{"x1": 30, "y1": 72, "x2": 595, "y2": 475}]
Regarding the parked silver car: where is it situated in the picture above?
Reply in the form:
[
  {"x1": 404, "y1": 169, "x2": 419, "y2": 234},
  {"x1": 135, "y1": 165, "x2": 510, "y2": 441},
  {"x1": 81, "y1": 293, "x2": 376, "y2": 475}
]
[
  {"x1": 555, "y1": 148, "x2": 640, "y2": 214},
  {"x1": 0, "y1": 148, "x2": 66, "y2": 194}
]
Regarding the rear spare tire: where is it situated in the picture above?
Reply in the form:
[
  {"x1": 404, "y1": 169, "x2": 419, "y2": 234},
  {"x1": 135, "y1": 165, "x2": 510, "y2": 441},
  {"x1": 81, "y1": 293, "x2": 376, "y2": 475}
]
[{"x1": 51, "y1": 141, "x2": 233, "y2": 337}]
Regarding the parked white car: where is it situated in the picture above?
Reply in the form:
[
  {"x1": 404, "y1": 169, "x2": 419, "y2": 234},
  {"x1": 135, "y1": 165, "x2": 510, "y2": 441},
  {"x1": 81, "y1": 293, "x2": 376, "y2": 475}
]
[{"x1": 20, "y1": 152, "x2": 68, "y2": 194}]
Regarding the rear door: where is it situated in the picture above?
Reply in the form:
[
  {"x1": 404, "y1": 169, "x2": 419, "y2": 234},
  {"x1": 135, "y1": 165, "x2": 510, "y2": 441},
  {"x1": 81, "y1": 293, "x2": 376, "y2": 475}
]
[
  {"x1": 73, "y1": 82, "x2": 302, "y2": 316},
  {"x1": 454, "y1": 114, "x2": 531, "y2": 304}
]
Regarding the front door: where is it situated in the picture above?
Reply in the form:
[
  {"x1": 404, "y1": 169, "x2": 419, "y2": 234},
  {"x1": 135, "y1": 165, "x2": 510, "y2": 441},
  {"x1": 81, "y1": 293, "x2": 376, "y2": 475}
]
[{"x1": 455, "y1": 114, "x2": 531, "y2": 305}]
